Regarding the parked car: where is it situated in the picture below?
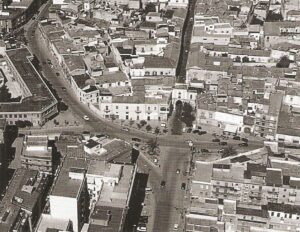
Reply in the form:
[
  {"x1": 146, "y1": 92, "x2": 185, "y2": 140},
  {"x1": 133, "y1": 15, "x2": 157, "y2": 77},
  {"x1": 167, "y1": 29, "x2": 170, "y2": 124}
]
[
  {"x1": 160, "y1": 180, "x2": 166, "y2": 188},
  {"x1": 122, "y1": 127, "x2": 130, "y2": 132},
  {"x1": 137, "y1": 223, "x2": 147, "y2": 232},
  {"x1": 239, "y1": 143, "x2": 248, "y2": 147},
  {"x1": 139, "y1": 216, "x2": 148, "y2": 224},
  {"x1": 174, "y1": 223, "x2": 179, "y2": 230},
  {"x1": 241, "y1": 138, "x2": 248, "y2": 142},
  {"x1": 61, "y1": 87, "x2": 66, "y2": 91},
  {"x1": 181, "y1": 183, "x2": 186, "y2": 190},
  {"x1": 201, "y1": 149, "x2": 209, "y2": 153},
  {"x1": 233, "y1": 136, "x2": 240, "y2": 140},
  {"x1": 132, "y1": 137, "x2": 142, "y2": 142},
  {"x1": 192, "y1": 129, "x2": 200, "y2": 134},
  {"x1": 186, "y1": 128, "x2": 192, "y2": 133},
  {"x1": 176, "y1": 169, "x2": 180, "y2": 174},
  {"x1": 212, "y1": 138, "x2": 220, "y2": 142},
  {"x1": 219, "y1": 141, "x2": 228, "y2": 146},
  {"x1": 198, "y1": 131, "x2": 207, "y2": 135},
  {"x1": 83, "y1": 115, "x2": 90, "y2": 121}
]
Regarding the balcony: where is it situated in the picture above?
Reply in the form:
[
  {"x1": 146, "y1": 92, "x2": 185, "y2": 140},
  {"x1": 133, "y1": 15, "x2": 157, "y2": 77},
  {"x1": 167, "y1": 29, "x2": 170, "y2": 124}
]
[
  {"x1": 135, "y1": 109, "x2": 142, "y2": 113},
  {"x1": 104, "y1": 109, "x2": 110, "y2": 113}
]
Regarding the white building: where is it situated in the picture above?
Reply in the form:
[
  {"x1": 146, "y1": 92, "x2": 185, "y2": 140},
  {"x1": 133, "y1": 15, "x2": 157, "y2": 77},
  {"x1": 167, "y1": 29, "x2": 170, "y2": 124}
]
[
  {"x1": 99, "y1": 95, "x2": 169, "y2": 121},
  {"x1": 49, "y1": 158, "x2": 89, "y2": 232},
  {"x1": 172, "y1": 84, "x2": 197, "y2": 108}
]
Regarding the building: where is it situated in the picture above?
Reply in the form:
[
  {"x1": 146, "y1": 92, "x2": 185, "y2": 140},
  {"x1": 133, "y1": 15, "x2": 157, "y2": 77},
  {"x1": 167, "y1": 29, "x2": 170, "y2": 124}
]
[
  {"x1": 87, "y1": 162, "x2": 137, "y2": 232},
  {"x1": 0, "y1": 169, "x2": 50, "y2": 232},
  {"x1": 187, "y1": 147, "x2": 300, "y2": 232},
  {"x1": 21, "y1": 135, "x2": 53, "y2": 174},
  {"x1": 0, "y1": 48, "x2": 58, "y2": 126},
  {"x1": 49, "y1": 157, "x2": 89, "y2": 232},
  {"x1": 99, "y1": 95, "x2": 170, "y2": 121}
]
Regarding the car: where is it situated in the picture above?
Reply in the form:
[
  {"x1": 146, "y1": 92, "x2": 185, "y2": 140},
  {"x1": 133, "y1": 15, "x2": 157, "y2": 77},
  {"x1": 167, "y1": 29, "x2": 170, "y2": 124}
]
[
  {"x1": 192, "y1": 129, "x2": 200, "y2": 134},
  {"x1": 198, "y1": 131, "x2": 207, "y2": 135},
  {"x1": 218, "y1": 149, "x2": 224, "y2": 153},
  {"x1": 174, "y1": 223, "x2": 179, "y2": 230},
  {"x1": 201, "y1": 148, "x2": 209, "y2": 153},
  {"x1": 139, "y1": 216, "x2": 148, "y2": 223},
  {"x1": 186, "y1": 128, "x2": 192, "y2": 133},
  {"x1": 212, "y1": 138, "x2": 220, "y2": 142},
  {"x1": 122, "y1": 127, "x2": 130, "y2": 132},
  {"x1": 160, "y1": 180, "x2": 166, "y2": 188},
  {"x1": 239, "y1": 143, "x2": 248, "y2": 147},
  {"x1": 137, "y1": 223, "x2": 147, "y2": 232},
  {"x1": 181, "y1": 183, "x2": 186, "y2": 190},
  {"x1": 132, "y1": 137, "x2": 142, "y2": 142},
  {"x1": 241, "y1": 138, "x2": 248, "y2": 142},
  {"x1": 219, "y1": 141, "x2": 228, "y2": 146},
  {"x1": 47, "y1": 59, "x2": 51, "y2": 65},
  {"x1": 176, "y1": 169, "x2": 180, "y2": 174},
  {"x1": 62, "y1": 87, "x2": 66, "y2": 91},
  {"x1": 83, "y1": 115, "x2": 90, "y2": 121},
  {"x1": 56, "y1": 72, "x2": 60, "y2": 76},
  {"x1": 233, "y1": 136, "x2": 240, "y2": 140}
]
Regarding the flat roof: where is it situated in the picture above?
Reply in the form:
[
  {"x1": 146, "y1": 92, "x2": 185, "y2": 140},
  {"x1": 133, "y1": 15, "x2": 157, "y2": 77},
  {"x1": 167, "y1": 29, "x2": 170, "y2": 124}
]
[
  {"x1": 89, "y1": 206, "x2": 124, "y2": 232},
  {"x1": 51, "y1": 157, "x2": 88, "y2": 198},
  {"x1": 0, "y1": 48, "x2": 57, "y2": 113}
]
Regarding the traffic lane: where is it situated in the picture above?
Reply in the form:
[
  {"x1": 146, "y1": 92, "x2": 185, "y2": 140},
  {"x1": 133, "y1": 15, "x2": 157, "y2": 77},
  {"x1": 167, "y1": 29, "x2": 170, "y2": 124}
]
[{"x1": 152, "y1": 146, "x2": 189, "y2": 231}]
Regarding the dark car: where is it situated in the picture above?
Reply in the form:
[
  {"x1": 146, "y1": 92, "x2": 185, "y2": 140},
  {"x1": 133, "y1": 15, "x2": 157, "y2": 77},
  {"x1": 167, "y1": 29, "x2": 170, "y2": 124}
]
[
  {"x1": 198, "y1": 131, "x2": 207, "y2": 135},
  {"x1": 160, "y1": 180, "x2": 166, "y2": 188},
  {"x1": 132, "y1": 137, "x2": 142, "y2": 142},
  {"x1": 233, "y1": 136, "x2": 240, "y2": 140},
  {"x1": 193, "y1": 129, "x2": 200, "y2": 134},
  {"x1": 62, "y1": 87, "x2": 66, "y2": 91},
  {"x1": 139, "y1": 216, "x2": 148, "y2": 224},
  {"x1": 181, "y1": 183, "x2": 186, "y2": 190},
  {"x1": 241, "y1": 138, "x2": 248, "y2": 142},
  {"x1": 212, "y1": 138, "x2": 220, "y2": 142},
  {"x1": 219, "y1": 141, "x2": 228, "y2": 146},
  {"x1": 56, "y1": 72, "x2": 60, "y2": 76},
  {"x1": 239, "y1": 143, "x2": 248, "y2": 147},
  {"x1": 186, "y1": 128, "x2": 192, "y2": 133},
  {"x1": 201, "y1": 148, "x2": 209, "y2": 153}
]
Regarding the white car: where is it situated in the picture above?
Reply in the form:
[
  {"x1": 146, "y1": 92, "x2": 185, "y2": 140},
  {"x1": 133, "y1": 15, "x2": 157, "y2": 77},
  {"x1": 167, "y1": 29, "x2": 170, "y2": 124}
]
[
  {"x1": 137, "y1": 224, "x2": 147, "y2": 232},
  {"x1": 83, "y1": 115, "x2": 90, "y2": 121},
  {"x1": 174, "y1": 223, "x2": 179, "y2": 230}
]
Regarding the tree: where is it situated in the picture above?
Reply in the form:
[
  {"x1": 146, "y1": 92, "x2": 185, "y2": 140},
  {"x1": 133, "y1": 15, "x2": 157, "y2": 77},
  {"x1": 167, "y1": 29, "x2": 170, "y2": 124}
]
[
  {"x1": 110, "y1": 114, "x2": 116, "y2": 122},
  {"x1": 242, "y1": 56, "x2": 250, "y2": 63},
  {"x1": 15, "y1": 120, "x2": 26, "y2": 128},
  {"x1": 146, "y1": 125, "x2": 152, "y2": 132},
  {"x1": 140, "y1": 120, "x2": 147, "y2": 127},
  {"x1": 146, "y1": 138, "x2": 160, "y2": 155},
  {"x1": 181, "y1": 102, "x2": 195, "y2": 127},
  {"x1": 145, "y1": 3, "x2": 156, "y2": 13},
  {"x1": 276, "y1": 56, "x2": 291, "y2": 68},
  {"x1": 154, "y1": 127, "x2": 160, "y2": 135},
  {"x1": 168, "y1": 103, "x2": 174, "y2": 117},
  {"x1": 235, "y1": 56, "x2": 241, "y2": 62},
  {"x1": 129, "y1": 119, "x2": 134, "y2": 127},
  {"x1": 221, "y1": 145, "x2": 237, "y2": 158}
]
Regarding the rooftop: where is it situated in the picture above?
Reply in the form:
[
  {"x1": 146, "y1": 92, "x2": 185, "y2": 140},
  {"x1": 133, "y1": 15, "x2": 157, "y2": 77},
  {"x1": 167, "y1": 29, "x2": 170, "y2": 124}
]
[
  {"x1": 144, "y1": 56, "x2": 175, "y2": 69},
  {"x1": 94, "y1": 71, "x2": 128, "y2": 85},
  {"x1": 0, "y1": 48, "x2": 57, "y2": 113},
  {"x1": 51, "y1": 157, "x2": 88, "y2": 198}
]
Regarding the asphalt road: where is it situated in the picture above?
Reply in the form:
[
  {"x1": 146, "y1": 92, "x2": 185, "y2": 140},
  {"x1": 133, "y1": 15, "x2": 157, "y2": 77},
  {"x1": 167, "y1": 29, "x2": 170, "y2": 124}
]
[
  {"x1": 25, "y1": 6, "x2": 263, "y2": 232},
  {"x1": 176, "y1": 0, "x2": 197, "y2": 83}
]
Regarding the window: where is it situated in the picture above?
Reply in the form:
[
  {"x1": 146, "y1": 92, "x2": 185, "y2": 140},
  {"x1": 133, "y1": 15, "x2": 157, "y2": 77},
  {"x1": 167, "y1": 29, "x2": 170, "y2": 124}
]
[
  {"x1": 126, "y1": 106, "x2": 129, "y2": 110},
  {"x1": 116, "y1": 106, "x2": 118, "y2": 109}
]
